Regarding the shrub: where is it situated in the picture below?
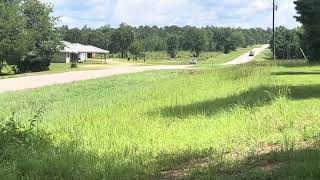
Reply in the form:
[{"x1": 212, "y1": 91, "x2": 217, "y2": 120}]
[
  {"x1": 16, "y1": 60, "x2": 31, "y2": 73},
  {"x1": 0, "y1": 109, "x2": 46, "y2": 154},
  {"x1": 30, "y1": 60, "x2": 50, "y2": 72},
  {"x1": 71, "y1": 61, "x2": 78, "y2": 68},
  {"x1": 16, "y1": 60, "x2": 50, "y2": 73}
]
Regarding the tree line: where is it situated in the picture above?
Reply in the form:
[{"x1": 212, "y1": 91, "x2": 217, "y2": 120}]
[{"x1": 57, "y1": 24, "x2": 272, "y2": 58}]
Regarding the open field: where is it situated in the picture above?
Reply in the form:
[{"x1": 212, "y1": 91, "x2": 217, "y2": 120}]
[{"x1": 0, "y1": 50, "x2": 319, "y2": 179}]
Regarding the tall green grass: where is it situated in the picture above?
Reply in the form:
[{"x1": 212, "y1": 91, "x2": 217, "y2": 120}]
[{"x1": 0, "y1": 61, "x2": 319, "y2": 179}]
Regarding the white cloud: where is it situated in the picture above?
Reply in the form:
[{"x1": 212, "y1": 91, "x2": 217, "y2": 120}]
[
  {"x1": 42, "y1": 0, "x2": 300, "y2": 28},
  {"x1": 276, "y1": 0, "x2": 300, "y2": 27},
  {"x1": 112, "y1": 0, "x2": 189, "y2": 26}
]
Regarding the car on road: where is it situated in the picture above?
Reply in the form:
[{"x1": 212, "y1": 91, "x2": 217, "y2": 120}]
[{"x1": 249, "y1": 51, "x2": 255, "y2": 56}]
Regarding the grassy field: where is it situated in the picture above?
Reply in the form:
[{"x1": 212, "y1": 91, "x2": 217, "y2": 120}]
[{"x1": 0, "y1": 50, "x2": 319, "y2": 179}]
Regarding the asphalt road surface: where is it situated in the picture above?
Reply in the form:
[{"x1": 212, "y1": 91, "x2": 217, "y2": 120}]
[{"x1": 224, "y1": 44, "x2": 269, "y2": 65}]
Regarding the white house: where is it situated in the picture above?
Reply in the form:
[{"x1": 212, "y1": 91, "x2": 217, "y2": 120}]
[{"x1": 54, "y1": 41, "x2": 109, "y2": 63}]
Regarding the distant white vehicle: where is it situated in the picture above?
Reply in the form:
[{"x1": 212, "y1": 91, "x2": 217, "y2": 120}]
[
  {"x1": 189, "y1": 58, "x2": 198, "y2": 64},
  {"x1": 249, "y1": 51, "x2": 255, "y2": 56}
]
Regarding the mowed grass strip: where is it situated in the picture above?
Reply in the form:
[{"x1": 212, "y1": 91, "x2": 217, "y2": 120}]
[{"x1": 0, "y1": 58, "x2": 319, "y2": 179}]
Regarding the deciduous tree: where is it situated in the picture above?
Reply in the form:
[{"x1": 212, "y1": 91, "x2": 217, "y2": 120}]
[
  {"x1": 182, "y1": 28, "x2": 206, "y2": 57},
  {"x1": 110, "y1": 23, "x2": 135, "y2": 58},
  {"x1": 129, "y1": 41, "x2": 143, "y2": 60},
  {"x1": 166, "y1": 36, "x2": 179, "y2": 58},
  {"x1": 21, "y1": 0, "x2": 61, "y2": 72}
]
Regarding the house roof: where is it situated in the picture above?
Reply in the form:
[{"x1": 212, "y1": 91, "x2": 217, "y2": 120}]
[{"x1": 61, "y1": 41, "x2": 109, "y2": 54}]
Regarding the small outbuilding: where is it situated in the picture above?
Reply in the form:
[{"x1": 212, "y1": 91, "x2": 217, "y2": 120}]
[{"x1": 54, "y1": 41, "x2": 109, "y2": 63}]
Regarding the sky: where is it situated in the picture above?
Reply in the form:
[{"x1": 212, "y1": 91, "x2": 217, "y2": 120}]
[{"x1": 41, "y1": 0, "x2": 300, "y2": 29}]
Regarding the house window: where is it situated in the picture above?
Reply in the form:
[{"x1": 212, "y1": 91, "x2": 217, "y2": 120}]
[{"x1": 66, "y1": 53, "x2": 70, "y2": 58}]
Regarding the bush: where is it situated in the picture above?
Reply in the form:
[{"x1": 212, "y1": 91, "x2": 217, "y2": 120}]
[
  {"x1": 30, "y1": 60, "x2": 50, "y2": 72},
  {"x1": 16, "y1": 60, "x2": 50, "y2": 73},
  {"x1": 16, "y1": 60, "x2": 31, "y2": 73},
  {"x1": 71, "y1": 62, "x2": 78, "y2": 68},
  {"x1": 0, "y1": 109, "x2": 46, "y2": 153}
]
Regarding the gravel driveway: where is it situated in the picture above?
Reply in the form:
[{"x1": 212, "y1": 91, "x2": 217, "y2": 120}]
[{"x1": 0, "y1": 65, "x2": 191, "y2": 94}]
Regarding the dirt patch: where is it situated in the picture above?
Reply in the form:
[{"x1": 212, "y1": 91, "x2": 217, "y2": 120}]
[{"x1": 160, "y1": 158, "x2": 210, "y2": 179}]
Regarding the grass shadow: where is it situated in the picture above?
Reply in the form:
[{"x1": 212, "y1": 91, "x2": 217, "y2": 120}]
[
  {"x1": 272, "y1": 71, "x2": 320, "y2": 76},
  {"x1": 154, "y1": 84, "x2": 320, "y2": 119},
  {"x1": 154, "y1": 86, "x2": 284, "y2": 119},
  {"x1": 190, "y1": 142, "x2": 320, "y2": 180},
  {"x1": 289, "y1": 84, "x2": 320, "y2": 100},
  {"x1": 256, "y1": 60, "x2": 319, "y2": 68}
]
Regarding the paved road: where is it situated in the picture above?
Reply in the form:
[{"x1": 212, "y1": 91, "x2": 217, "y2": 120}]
[
  {"x1": 224, "y1": 44, "x2": 269, "y2": 65},
  {"x1": 0, "y1": 65, "x2": 191, "y2": 94}
]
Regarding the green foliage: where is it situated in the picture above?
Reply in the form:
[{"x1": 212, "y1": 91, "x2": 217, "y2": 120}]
[
  {"x1": 61, "y1": 26, "x2": 82, "y2": 43},
  {"x1": 182, "y1": 27, "x2": 206, "y2": 57},
  {"x1": 70, "y1": 62, "x2": 78, "y2": 69},
  {"x1": 212, "y1": 28, "x2": 247, "y2": 54},
  {"x1": 270, "y1": 26, "x2": 302, "y2": 60},
  {"x1": 0, "y1": 0, "x2": 61, "y2": 74},
  {"x1": 57, "y1": 25, "x2": 271, "y2": 57},
  {"x1": 109, "y1": 23, "x2": 135, "y2": 58},
  {"x1": 129, "y1": 40, "x2": 144, "y2": 60},
  {"x1": 166, "y1": 36, "x2": 179, "y2": 58},
  {"x1": 294, "y1": 0, "x2": 320, "y2": 62},
  {"x1": 20, "y1": 0, "x2": 61, "y2": 72},
  {"x1": 0, "y1": 0, "x2": 29, "y2": 73}
]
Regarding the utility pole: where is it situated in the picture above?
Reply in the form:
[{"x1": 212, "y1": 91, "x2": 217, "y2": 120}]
[{"x1": 273, "y1": 0, "x2": 276, "y2": 60}]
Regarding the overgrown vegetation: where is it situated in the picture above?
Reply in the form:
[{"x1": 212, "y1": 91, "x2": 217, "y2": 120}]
[{"x1": 0, "y1": 51, "x2": 319, "y2": 179}]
